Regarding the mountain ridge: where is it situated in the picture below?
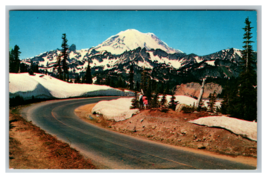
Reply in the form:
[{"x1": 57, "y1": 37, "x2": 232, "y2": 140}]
[{"x1": 19, "y1": 29, "x2": 256, "y2": 88}]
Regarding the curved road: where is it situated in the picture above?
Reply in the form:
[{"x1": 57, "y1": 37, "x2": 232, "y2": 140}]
[{"x1": 21, "y1": 97, "x2": 256, "y2": 169}]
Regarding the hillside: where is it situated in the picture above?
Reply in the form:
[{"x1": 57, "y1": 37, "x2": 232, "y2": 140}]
[{"x1": 175, "y1": 82, "x2": 223, "y2": 99}]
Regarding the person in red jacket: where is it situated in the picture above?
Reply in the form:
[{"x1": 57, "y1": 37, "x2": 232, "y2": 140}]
[{"x1": 143, "y1": 96, "x2": 148, "y2": 109}]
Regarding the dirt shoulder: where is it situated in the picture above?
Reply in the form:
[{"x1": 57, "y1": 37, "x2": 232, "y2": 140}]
[
  {"x1": 75, "y1": 104, "x2": 257, "y2": 167},
  {"x1": 9, "y1": 106, "x2": 96, "y2": 169}
]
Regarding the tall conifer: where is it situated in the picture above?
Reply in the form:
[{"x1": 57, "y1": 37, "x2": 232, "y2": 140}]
[
  {"x1": 61, "y1": 33, "x2": 69, "y2": 81},
  {"x1": 85, "y1": 62, "x2": 93, "y2": 84},
  {"x1": 238, "y1": 17, "x2": 257, "y2": 121}
]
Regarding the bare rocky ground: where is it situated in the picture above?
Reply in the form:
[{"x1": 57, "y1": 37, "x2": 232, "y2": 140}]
[
  {"x1": 75, "y1": 104, "x2": 257, "y2": 166},
  {"x1": 175, "y1": 82, "x2": 222, "y2": 98}
]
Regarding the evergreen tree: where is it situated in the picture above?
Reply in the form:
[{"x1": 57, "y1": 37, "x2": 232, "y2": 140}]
[
  {"x1": 140, "y1": 68, "x2": 147, "y2": 94},
  {"x1": 28, "y1": 60, "x2": 34, "y2": 75},
  {"x1": 117, "y1": 76, "x2": 124, "y2": 88},
  {"x1": 129, "y1": 63, "x2": 134, "y2": 90},
  {"x1": 85, "y1": 63, "x2": 93, "y2": 84},
  {"x1": 9, "y1": 45, "x2": 21, "y2": 73},
  {"x1": 135, "y1": 81, "x2": 140, "y2": 91},
  {"x1": 208, "y1": 91, "x2": 217, "y2": 113},
  {"x1": 56, "y1": 55, "x2": 63, "y2": 80},
  {"x1": 161, "y1": 93, "x2": 167, "y2": 108},
  {"x1": 20, "y1": 63, "x2": 28, "y2": 73},
  {"x1": 9, "y1": 49, "x2": 14, "y2": 72},
  {"x1": 151, "y1": 92, "x2": 159, "y2": 108},
  {"x1": 170, "y1": 93, "x2": 176, "y2": 110},
  {"x1": 159, "y1": 82, "x2": 164, "y2": 94},
  {"x1": 131, "y1": 91, "x2": 140, "y2": 109},
  {"x1": 237, "y1": 17, "x2": 257, "y2": 121},
  {"x1": 61, "y1": 33, "x2": 69, "y2": 81},
  {"x1": 34, "y1": 61, "x2": 39, "y2": 73},
  {"x1": 220, "y1": 86, "x2": 230, "y2": 114},
  {"x1": 221, "y1": 18, "x2": 257, "y2": 121},
  {"x1": 145, "y1": 77, "x2": 152, "y2": 107},
  {"x1": 106, "y1": 75, "x2": 111, "y2": 86},
  {"x1": 75, "y1": 74, "x2": 81, "y2": 83},
  {"x1": 165, "y1": 82, "x2": 170, "y2": 95}
]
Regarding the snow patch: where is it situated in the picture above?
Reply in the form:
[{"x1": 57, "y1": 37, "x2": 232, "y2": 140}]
[
  {"x1": 92, "y1": 98, "x2": 139, "y2": 121},
  {"x1": 9, "y1": 73, "x2": 134, "y2": 100},
  {"x1": 205, "y1": 60, "x2": 215, "y2": 66},
  {"x1": 189, "y1": 116, "x2": 257, "y2": 141}
]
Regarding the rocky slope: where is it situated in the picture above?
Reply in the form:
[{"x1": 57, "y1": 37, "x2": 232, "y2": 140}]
[{"x1": 175, "y1": 82, "x2": 223, "y2": 99}]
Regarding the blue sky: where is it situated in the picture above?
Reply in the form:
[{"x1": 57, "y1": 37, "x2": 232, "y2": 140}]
[{"x1": 9, "y1": 10, "x2": 257, "y2": 59}]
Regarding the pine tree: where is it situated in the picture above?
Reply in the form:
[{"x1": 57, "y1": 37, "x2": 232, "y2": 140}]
[
  {"x1": 129, "y1": 63, "x2": 134, "y2": 90},
  {"x1": 9, "y1": 49, "x2": 14, "y2": 72},
  {"x1": 140, "y1": 67, "x2": 148, "y2": 94},
  {"x1": 237, "y1": 17, "x2": 257, "y2": 121},
  {"x1": 9, "y1": 45, "x2": 21, "y2": 73},
  {"x1": 135, "y1": 81, "x2": 140, "y2": 91},
  {"x1": 221, "y1": 18, "x2": 257, "y2": 121},
  {"x1": 34, "y1": 61, "x2": 39, "y2": 73},
  {"x1": 220, "y1": 84, "x2": 230, "y2": 114},
  {"x1": 85, "y1": 63, "x2": 93, "y2": 84},
  {"x1": 131, "y1": 91, "x2": 140, "y2": 109},
  {"x1": 56, "y1": 55, "x2": 63, "y2": 80},
  {"x1": 161, "y1": 93, "x2": 167, "y2": 108},
  {"x1": 29, "y1": 60, "x2": 34, "y2": 75},
  {"x1": 61, "y1": 33, "x2": 69, "y2": 81},
  {"x1": 151, "y1": 92, "x2": 159, "y2": 108},
  {"x1": 208, "y1": 91, "x2": 216, "y2": 113},
  {"x1": 20, "y1": 63, "x2": 28, "y2": 73},
  {"x1": 170, "y1": 93, "x2": 176, "y2": 110},
  {"x1": 145, "y1": 77, "x2": 152, "y2": 107},
  {"x1": 75, "y1": 74, "x2": 81, "y2": 83}
]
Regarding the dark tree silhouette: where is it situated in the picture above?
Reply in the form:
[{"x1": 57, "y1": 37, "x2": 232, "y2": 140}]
[
  {"x1": 237, "y1": 17, "x2": 257, "y2": 121},
  {"x1": 221, "y1": 17, "x2": 257, "y2": 121},
  {"x1": 9, "y1": 45, "x2": 21, "y2": 73},
  {"x1": 85, "y1": 62, "x2": 93, "y2": 84},
  {"x1": 61, "y1": 33, "x2": 69, "y2": 81},
  {"x1": 129, "y1": 63, "x2": 134, "y2": 90}
]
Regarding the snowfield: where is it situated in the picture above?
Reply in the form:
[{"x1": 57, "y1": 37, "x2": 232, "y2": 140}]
[
  {"x1": 9, "y1": 73, "x2": 134, "y2": 100},
  {"x1": 91, "y1": 95, "x2": 219, "y2": 122},
  {"x1": 189, "y1": 116, "x2": 257, "y2": 141},
  {"x1": 91, "y1": 98, "x2": 140, "y2": 121}
]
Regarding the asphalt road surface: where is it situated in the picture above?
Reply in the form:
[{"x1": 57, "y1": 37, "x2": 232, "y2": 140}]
[{"x1": 21, "y1": 97, "x2": 256, "y2": 169}]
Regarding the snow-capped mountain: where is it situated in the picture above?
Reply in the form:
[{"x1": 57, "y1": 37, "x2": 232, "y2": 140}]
[
  {"x1": 19, "y1": 29, "x2": 256, "y2": 86},
  {"x1": 94, "y1": 29, "x2": 183, "y2": 54}
]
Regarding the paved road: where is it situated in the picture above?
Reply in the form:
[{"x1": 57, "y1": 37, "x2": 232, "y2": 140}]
[{"x1": 21, "y1": 97, "x2": 256, "y2": 169}]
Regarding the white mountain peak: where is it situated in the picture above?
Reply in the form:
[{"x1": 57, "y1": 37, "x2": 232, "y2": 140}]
[{"x1": 94, "y1": 29, "x2": 183, "y2": 54}]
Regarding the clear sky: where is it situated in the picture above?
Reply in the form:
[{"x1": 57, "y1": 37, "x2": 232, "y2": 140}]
[{"x1": 9, "y1": 10, "x2": 257, "y2": 59}]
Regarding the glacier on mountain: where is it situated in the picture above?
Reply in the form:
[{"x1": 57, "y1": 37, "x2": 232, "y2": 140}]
[{"x1": 94, "y1": 29, "x2": 183, "y2": 55}]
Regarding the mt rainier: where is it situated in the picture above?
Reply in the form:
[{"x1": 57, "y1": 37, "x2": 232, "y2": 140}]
[
  {"x1": 20, "y1": 29, "x2": 255, "y2": 86},
  {"x1": 94, "y1": 29, "x2": 183, "y2": 54}
]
